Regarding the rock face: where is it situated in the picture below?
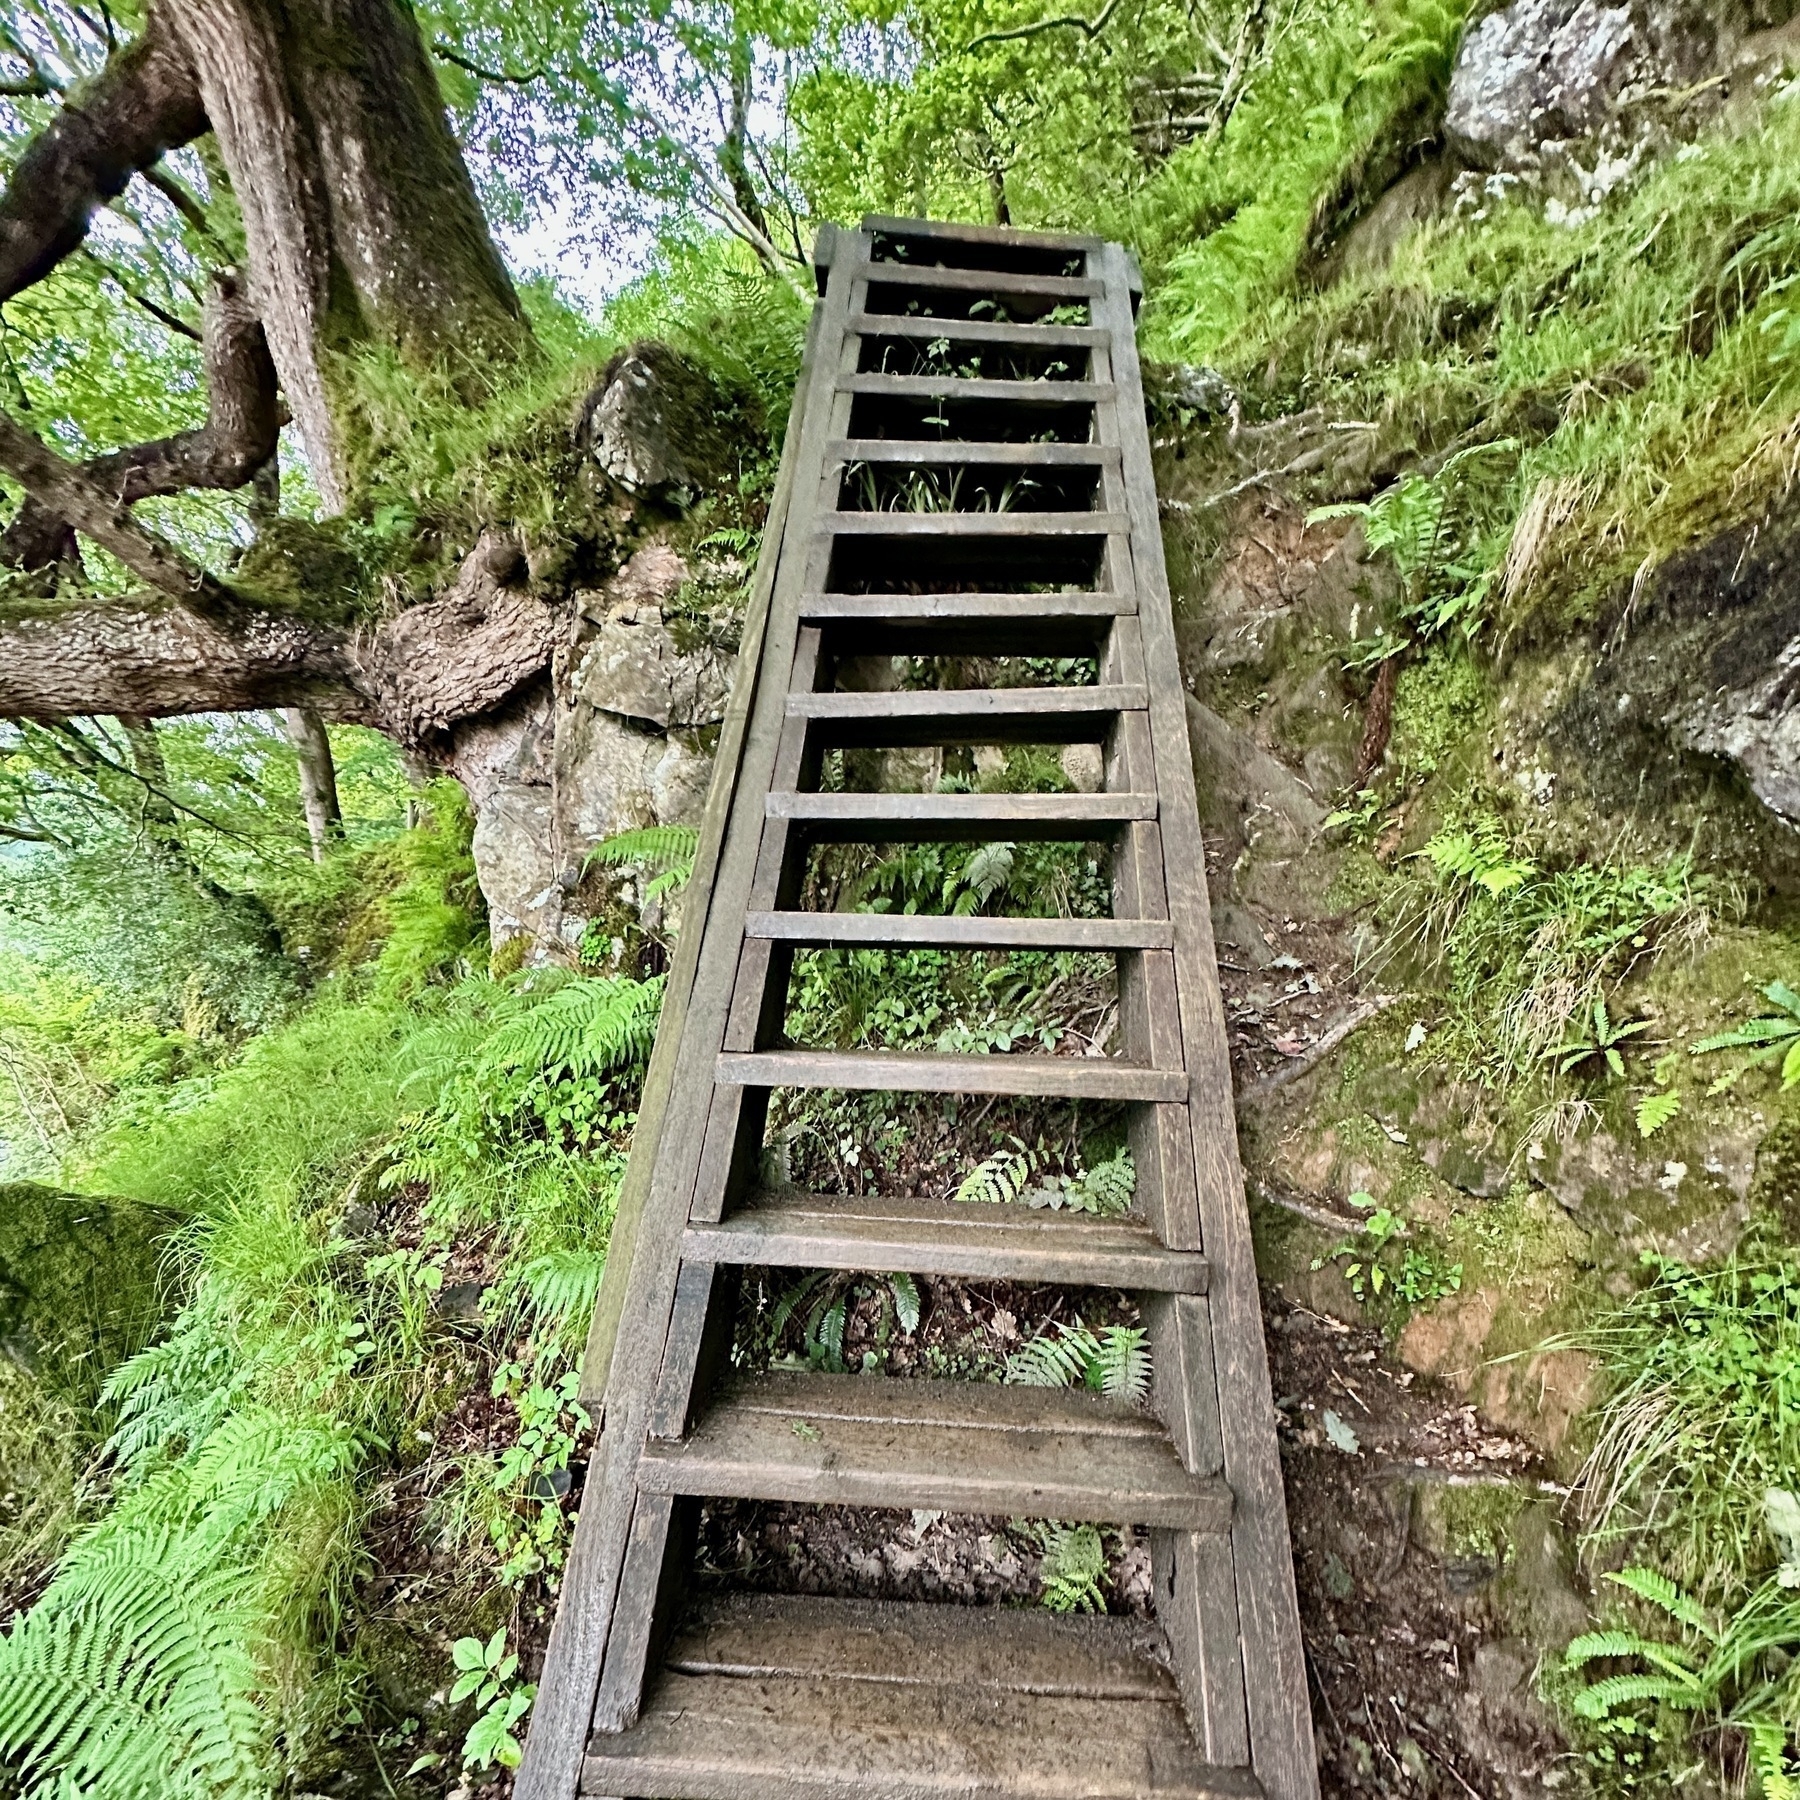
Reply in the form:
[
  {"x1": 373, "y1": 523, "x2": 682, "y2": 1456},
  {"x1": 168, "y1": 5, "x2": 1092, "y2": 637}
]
[
  {"x1": 578, "y1": 341, "x2": 757, "y2": 504},
  {"x1": 1567, "y1": 508, "x2": 1800, "y2": 828},
  {"x1": 453, "y1": 543, "x2": 735, "y2": 952},
  {"x1": 1446, "y1": 0, "x2": 1800, "y2": 171},
  {"x1": 1447, "y1": 0, "x2": 1638, "y2": 167},
  {"x1": 0, "y1": 1184, "x2": 175, "y2": 1398}
]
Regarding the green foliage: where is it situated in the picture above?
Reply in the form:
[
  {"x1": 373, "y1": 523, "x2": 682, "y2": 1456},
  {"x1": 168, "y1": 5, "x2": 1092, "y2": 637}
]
[
  {"x1": 584, "y1": 823, "x2": 702, "y2": 905},
  {"x1": 1388, "y1": 816, "x2": 1724, "y2": 1085},
  {"x1": 954, "y1": 1137, "x2": 1135, "y2": 1215},
  {"x1": 1005, "y1": 1322, "x2": 1150, "y2": 1400},
  {"x1": 449, "y1": 1627, "x2": 535, "y2": 1771},
  {"x1": 1693, "y1": 980, "x2": 1800, "y2": 1094},
  {"x1": 1309, "y1": 1190, "x2": 1462, "y2": 1308},
  {"x1": 765, "y1": 1268, "x2": 923, "y2": 1372},
  {"x1": 0, "y1": 1407, "x2": 360, "y2": 1800},
  {"x1": 373, "y1": 782, "x2": 485, "y2": 998},
  {"x1": 1546, "y1": 998, "x2": 1649, "y2": 1080},
  {"x1": 1034, "y1": 1522, "x2": 1109, "y2": 1613},
  {"x1": 1577, "y1": 1258, "x2": 1800, "y2": 1602}
]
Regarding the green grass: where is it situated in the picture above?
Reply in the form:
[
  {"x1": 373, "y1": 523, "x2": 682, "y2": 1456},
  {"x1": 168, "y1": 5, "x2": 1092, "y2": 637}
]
[{"x1": 1234, "y1": 79, "x2": 1800, "y2": 640}]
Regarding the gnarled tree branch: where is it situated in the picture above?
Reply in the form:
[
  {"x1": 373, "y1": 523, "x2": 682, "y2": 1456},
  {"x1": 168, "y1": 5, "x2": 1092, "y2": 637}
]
[{"x1": 0, "y1": 0, "x2": 203, "y2": 302}]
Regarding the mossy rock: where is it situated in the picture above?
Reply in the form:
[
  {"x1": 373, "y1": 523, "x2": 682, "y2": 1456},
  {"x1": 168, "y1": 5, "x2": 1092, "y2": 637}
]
[{"x1": 0, "y1": 1184, "x2": 179, "y2": 1399}]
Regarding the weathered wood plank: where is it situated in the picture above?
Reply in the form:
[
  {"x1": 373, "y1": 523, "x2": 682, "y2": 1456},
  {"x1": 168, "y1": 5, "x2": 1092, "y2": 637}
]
[
  {"x1": 818, "y1": 509, "x2": 1126, "y2": 537},
  {"x1": 766, "y1": 790, "x2": 1154, "y2": 841},
  {"x1": 660, "y1": 1593, "x2": 1176, "y2": 1698},
  {"x1": 743, "y1": 910, "x2": 1172, "y2": 950},
  {"x1": 1094, "y1": 241, "x2": 1318, "y2": 1800},
  {"x1": 683, "y1": 1191, "x2": 1209, "y2": 1290},
  {"x1": 842, "y1": 373, "x2": 1107, "y2": 403},
  {"x1": 637, "y1": 1373, "x2": 1232, "y2": 1529},
  {"x1": 866, "y1": 213, "x2": 1106, "y2": 253},
  {"x1": 788, "y1": 683, "x2": 1143, "y2": 747},
  {"x1": 584, "y1": 1671, "x2": 1264, "y2": 1800},
  {"x1": 831, "y1": 439, "x2": 1119, "y2": 466},
  {"x1": 715, "y1": 1048, "x2": 1187, "y2": 1102},
  {"x1": 864, "y1": 262, "x2": 1102, "y2": 300},
  {"x1": 849, "y1": 312, "x2": 1105, "y2": 348}
]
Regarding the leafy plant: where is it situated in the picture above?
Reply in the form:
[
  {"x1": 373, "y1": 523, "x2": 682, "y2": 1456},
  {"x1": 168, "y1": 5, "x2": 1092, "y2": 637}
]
[
  {"x1": 449, "y1": 1627, "x2": 536, "y2": 1772},
  {"x1": 767, "y1": 1268, "x2": 923, "y2": 1371},
  {"x1": 1546, "y1": 998, "x2": 1649, "y2": 1079},
  {"x1": 1034, "y1": 1522, "x2": 1109, "y2": 1613},
  {"x1": 955, "y1": 1138, "x2": 1135, "y2": 1215},
  {"x1": 1693, "y1": 979, "x2": 1800, "y2": 1093},
  {"x1": 1006, "y1": 1322, "x2": 1151, "y2": 1401},
  {"x1": 1310, "y1": 1193, "x2": 1462, "y2": 1307},
  {"x1": 584, "y1": 824, "x2": 701, "y2": 905}
]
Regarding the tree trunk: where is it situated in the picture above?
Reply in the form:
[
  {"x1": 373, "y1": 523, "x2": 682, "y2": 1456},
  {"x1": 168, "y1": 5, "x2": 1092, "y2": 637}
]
[
  {"x1": 0, "y1": 2, "x2": 759, "y2": 959},
  {"x1": 0, "y1": 0, "x2": 531, "y2": 508},
  {"x1": 160, "y1": 0, "x2": 531, "y2": 499},
  {"x1": 282, "y1": 706, "x2": 344, "y2": 860}
]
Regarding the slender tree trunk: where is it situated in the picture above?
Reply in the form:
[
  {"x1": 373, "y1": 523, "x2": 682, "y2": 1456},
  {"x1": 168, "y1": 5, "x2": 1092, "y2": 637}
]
[{"x1": 282, "y1": 706, "x2": 344, "y2": 859}]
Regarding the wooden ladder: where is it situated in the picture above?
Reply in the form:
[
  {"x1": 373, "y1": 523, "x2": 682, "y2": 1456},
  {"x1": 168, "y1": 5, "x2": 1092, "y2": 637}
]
[{"x1": 517, "y1": 216, "x2": 1318, "y2": 1800}]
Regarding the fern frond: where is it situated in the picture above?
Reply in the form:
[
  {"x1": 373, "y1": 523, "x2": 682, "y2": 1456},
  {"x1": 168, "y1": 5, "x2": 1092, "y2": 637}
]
[
  {"x1": 522, "y1": 1250, "x2": 605, "y2": 1327},
  {"x1": 1006, "y1": 1324, "x2": 1100, "y2": 1389},
  {"x1": 1607, "y1": 1566, "x2": 1719, "y2": 1640},
  {"x1": 1565, "y1": 1629, "x2": 1671, "y2": 1667},
  {"x1": 584, "y1": 826, "x2": 700, "y2": 892},
  {"x1": 1089, "y1": 1326, "x2": 1151, "y2": 1401},
  {"x1": 887, "y1": 1273, "x2": 921, "y2": 1335},
  {"x1": 484, "y1": 975, "x2": 665, "y2": 1082},
  {"x1": 1571, "y1": 1671, "x2": 1704, "y2": 1718},
  {"x1": 956, "y1": 1138, "x2": 1036, "y2": 1206},
  {"x1": 1037, "y1": 1523, "x2": 1108, "y2": 1613}
]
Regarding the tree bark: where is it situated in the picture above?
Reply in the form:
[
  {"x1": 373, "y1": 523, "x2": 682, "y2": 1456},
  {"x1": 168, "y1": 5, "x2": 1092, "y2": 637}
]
[
  {"x1": 0, "y1": 0, "x2": 532, "y2": 509},
  {"x1": 282, "y1": 705, "x2": 344, "y2": 858},
  {"x1": 0, "y1": 7, "x2": 205, "y2": 301},
  {"x1": 0, "y1": 533, "x2": 557, "y2": 743}
]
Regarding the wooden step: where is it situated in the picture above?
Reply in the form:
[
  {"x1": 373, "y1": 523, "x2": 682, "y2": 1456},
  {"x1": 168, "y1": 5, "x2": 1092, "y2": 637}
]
[
  {"x1": 788, "y1": 683, "x2": 1142, "y2": 746},
  {"x1": 869, "y1": 214, "x2": 1105, "y2": 253},
  {"x1": 582, "y1": 1594, "x2": 1261, "y2": 1800},
  {"x1": 716, "y1": 1049, "x2": 1186, "y2": 1102},
  {"x1": 832, "y1": 440, "x2": 1119, "y2": 467},
  {"x1": 842, "y1": 374, "x2": 1107, "y2": 404},
  {"x1": 767, "y1": 789, "x2": 1154, "y2": 841},
  {"x1": 862, "y1": 262, "x2": 1103, "y2": 301},
  {"x1": 850, "y1": 312, "x2": 1105, "y2": 349},
  {"x1": 684, "y1": 1192, "x2": 1209, "y2": 1290},
  {"x1": 744, "y1": 910, "x2": 1172, "y2": 951},
  {"x1": 819, "y1": 509, "x2": 1125, "y2": 538},
  {"x1": 798, "y1": 590, "x2": 1129, "y2": 655},
  {"x1": 638, "y1": 1371, "x2": 1230, "y2": 1528}
]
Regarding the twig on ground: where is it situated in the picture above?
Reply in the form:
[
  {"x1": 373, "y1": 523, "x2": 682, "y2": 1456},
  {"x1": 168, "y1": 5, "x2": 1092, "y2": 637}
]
[{"x1": 1237, "y1": 994, "x2": 1399, "y2": 1106}]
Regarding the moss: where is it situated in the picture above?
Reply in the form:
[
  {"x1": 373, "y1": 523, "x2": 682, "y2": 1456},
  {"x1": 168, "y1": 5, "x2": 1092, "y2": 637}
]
[
  {"x1": 1419, "y1": 1477, "x2": 1529, "y2": 1565},
  {"x1": 0, "y1": 1183, "x2": 177, "y2": 1401},
  {"x1": 1389, "y1": 644, "x2": 1488, "y2": 781}
]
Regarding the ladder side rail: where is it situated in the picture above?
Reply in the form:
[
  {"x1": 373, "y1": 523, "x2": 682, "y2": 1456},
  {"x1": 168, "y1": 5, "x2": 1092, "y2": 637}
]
[
  {"x1": 515, "y1": 236, "x2": 868, "y2": 1800},
  {"x1": 1085, "y1": 292, "x2": 1248, "y2": 1766},
  {"x1": 1093, "y1": 242, "x2": 1319, "y2": 1800}
]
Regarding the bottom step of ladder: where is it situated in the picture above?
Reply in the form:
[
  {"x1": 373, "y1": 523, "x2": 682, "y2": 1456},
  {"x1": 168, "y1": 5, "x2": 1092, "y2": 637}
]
[{"x1": 582, "y1": 1593, "x2": 1264, "y2": 1800}]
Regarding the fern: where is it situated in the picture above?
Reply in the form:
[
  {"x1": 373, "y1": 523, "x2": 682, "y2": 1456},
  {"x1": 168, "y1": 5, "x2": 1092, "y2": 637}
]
[
  {"x1": 1607, "y1": 1565, "x2": 1719, "y2": 1640},
  {"x1": 956, "y1": 1138, "x2": 1038, "y2": 1205},
  {"x1": 1423, "y1": 821, "x2": 1537, "y2": 896},
  {"x1": 1036, "y1": 1523, "x2": 1108, "y2": 1613},
  {"x1": 584, "y1": 825, "x2": 700, "y2": 903},
  {"x1": 1006, "y1": 1323, "x2": 1151, "y2": 1401},
  {"x1": 521, "y1": 1250, "x2": 606, "y2": 1328},
  {"x1": 485, "y1": 974, "x2": 665, "y2": 1083},
  {"x1": 0, "y1": 1407, "x2": 358, "y2": 1800}
]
